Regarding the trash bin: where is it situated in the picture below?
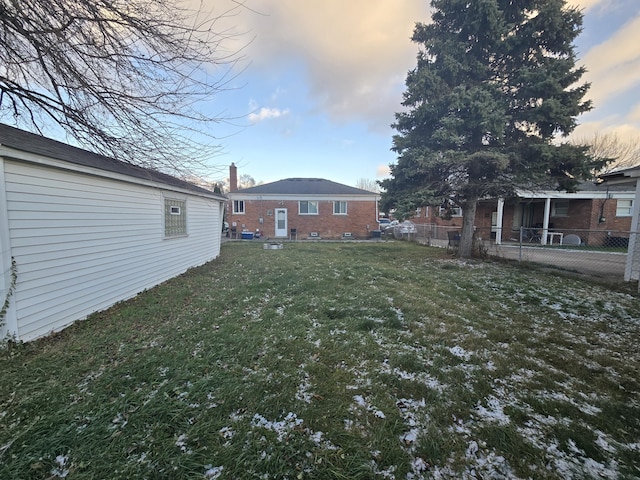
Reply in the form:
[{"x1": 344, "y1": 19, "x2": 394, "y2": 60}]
[{"x1": 371, "y1": 230, "x2": 382, "y2": 239}]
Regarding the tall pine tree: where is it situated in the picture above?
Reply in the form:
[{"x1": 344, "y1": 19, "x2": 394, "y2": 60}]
[{"x1": 381, "y1": 0, "x2": 605, "y2": 257}]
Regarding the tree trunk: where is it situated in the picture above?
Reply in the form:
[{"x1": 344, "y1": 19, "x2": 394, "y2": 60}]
[{"x1": 458, "y1": 198, "x2": 478, "y2": 258}]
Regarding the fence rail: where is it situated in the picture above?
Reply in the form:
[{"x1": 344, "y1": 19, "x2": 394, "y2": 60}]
[{"x1": 387, "y1": 223, "x2": 637, "y2": 284}]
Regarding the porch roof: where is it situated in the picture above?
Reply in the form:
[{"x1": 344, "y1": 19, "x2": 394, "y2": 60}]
[{"x1": 515, "y1": 180, "x2": 635, "y2": 200}]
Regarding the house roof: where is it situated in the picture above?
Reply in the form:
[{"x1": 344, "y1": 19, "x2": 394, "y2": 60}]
[
  {"x1": 234, "y1": 178, "x2": 378, "y2": 196},
  {"x1": 601, "y1": 166, "x2": 640, "y2": 184},
  {"x1": 0, "y1": 123, "x2": 223, "y2": 198},
  {"x1": 574, "y1": 180, "x2": 635, "y2": 194}
]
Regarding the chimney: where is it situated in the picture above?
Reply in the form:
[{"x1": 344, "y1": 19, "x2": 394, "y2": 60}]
[{"x1": 229, "y1": 162, "x2": 238, "y2": 192}]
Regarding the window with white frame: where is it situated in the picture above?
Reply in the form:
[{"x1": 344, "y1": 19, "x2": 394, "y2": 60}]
[
  {"x1": 299, "y1": 200, "x2": 318, "y2": 214},
  {"x1": 333, "y1": 201, "x2": 347, "y2": 215},
  {"x1": 164, "y1": 198, "x2": 186, "y2": 237},
  {"x1": 414, "y1": 207, "x2": 422, "y2": 218},
  {"x1": 233, "y1": 200, "x2": 245, "y2": 214},
  {"x1": 616, "y1": 199, "x2": 633, "y2": 217},
  {"x1": 439, "y1": 206, "x2": 462, "y2": 217},
  {"x1": 552, "y1": 200, "x2": 569, "y2": 217}
]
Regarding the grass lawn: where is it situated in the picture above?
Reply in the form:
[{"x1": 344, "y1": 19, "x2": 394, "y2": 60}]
[{"x1": 1, "y1": 241, "x2": 639, "y2": 479}]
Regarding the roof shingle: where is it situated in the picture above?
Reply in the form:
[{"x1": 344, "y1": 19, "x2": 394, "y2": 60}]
[
  {"x1": 0, "y1": 123, "x2": 221, "y2": 197},
  {"x1": 235, "y1": 178, "x2": 377, "y2": 196}
]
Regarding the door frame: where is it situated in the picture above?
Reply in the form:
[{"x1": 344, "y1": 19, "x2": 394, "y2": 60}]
[{"x1": 275, "y1": 208, "x2": 288, "y2": 237}]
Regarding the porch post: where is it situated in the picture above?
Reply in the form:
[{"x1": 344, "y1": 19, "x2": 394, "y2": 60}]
[
  {"x1": 542, "y1": 197, "x2": 551, "y2": 245},
  {"x1": 495, "y1": 198, "x2": 504, "y2": 245}
]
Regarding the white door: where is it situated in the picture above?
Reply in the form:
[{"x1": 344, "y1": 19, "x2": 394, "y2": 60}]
[{"x1": 275, "y1": 208, "x2": 288, "y2": 237}]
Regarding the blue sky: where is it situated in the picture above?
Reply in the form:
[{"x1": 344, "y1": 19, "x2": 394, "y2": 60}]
[{"x1": 203, "y1": 1, "x2": 640, "y2": 188}]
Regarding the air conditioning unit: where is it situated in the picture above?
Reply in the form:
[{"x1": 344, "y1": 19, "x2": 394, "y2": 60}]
[
  {"x1": 310, "y1": 232, "x2": 319, "y2": 237},
  {"x1": 342, "y1": 232, "x2": 352, "y2": 238}
]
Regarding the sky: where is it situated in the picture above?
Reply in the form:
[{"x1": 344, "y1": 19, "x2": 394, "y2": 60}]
[{"x1": 202, "y1": 0, "x2": 640, "y2": 188}]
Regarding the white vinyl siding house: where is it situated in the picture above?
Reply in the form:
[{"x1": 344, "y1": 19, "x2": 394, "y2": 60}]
[{"x1": 0, "y1": 125, "x2": 226, "y2": 342}]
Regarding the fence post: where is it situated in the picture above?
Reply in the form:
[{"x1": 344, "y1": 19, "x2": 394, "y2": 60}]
[{"x1": 519, "y1": 226, "x2": 524, "y2": 262}]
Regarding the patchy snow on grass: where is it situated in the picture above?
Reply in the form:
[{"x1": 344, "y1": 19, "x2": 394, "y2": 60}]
[
  {"x1": 50, "y1": 454, "x2": 69, "y2": 478},
  {"x1": 295, "y1": 364, "x2": 314, "y2": 404},
  {"x1": 474, "y1": 395, "x2": 511, "y2": 425},
  {"x1": 203, "y1": 465, "x2": 224, "y2": 479},
  {"x1": 175, "y1": 433, "x2": 190, "y2": 453},
  {"x1": 218, "y1": 426, "x2": 235, "y2": 440},
  {"x1": 251, "y1": 412, "x2": 304, "y2": 442},
  {"x1": 351, "y1": 394, "x2": 386, "y2": 419},
  {"x1": 448, "y1": 345, "x2": 472, "y2": 360},
  {"x1": 396, "y1": 398, "x2": 428, "y2": 450}
]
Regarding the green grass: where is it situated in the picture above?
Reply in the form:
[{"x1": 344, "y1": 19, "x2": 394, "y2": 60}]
[{"x1": 1, "y1": 241, "x2": 639, "y2": 479}]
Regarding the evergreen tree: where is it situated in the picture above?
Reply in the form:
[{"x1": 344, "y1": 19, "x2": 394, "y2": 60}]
[{"x1": 380, "y1": 0, "x2": 606, "y2": 257}]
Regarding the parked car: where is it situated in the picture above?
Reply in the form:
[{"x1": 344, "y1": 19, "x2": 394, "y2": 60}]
[
  {"x1": 383, "y1": 220, "x2": 399, "y2": 232},
  {"x1": 378, "y1": 218, "x2": 391, "y2": 228},
  {"x1": 396, "y1": 220, "x2": 417, "y2": 235}
]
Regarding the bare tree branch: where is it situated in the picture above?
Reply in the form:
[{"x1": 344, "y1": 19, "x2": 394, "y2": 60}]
[
  {"x1": 355, "y1": 178, "x2": 380, "y2": 193},
  {"x1": 573, "y1": 131, "x2": 640, "y2": 174},
  {"x1": 0, "y1": 0, "x2": 249, "y2": 176}
]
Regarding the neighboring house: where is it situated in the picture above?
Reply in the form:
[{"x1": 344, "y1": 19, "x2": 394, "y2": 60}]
[
  {"x1": 0, "y1": 124, "x2": 226, "y2": 342},
  {"x1": 226, "y1": 164, "x2": 380, "y2": 240},
  {"x1": 409, "y1": 181, "x2": 635, "y2": 246},
  {"x1": 600, "y1": 166, "x2": 640, "y2": 282}
]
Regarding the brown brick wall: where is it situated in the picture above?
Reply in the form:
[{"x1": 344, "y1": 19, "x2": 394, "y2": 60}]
[
  {"x1": 410, "y1": 207, "x2": 464, "y2": 228},
  {"x1": 227, "y1": 199, "x2": 378, "y2": 239},
  {"x1": 476, "y1": 198, "x2": 633, "y2": 245}
]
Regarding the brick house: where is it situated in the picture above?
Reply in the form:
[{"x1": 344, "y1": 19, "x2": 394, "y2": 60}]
[
  {"x1": 408, "y1": 181, "x2": 635, "y2": 246},
  {"x1": 226, "y1": 164, "x2": 380, "y2": 240}
]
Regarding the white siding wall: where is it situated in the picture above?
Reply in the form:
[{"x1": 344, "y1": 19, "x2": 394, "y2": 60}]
[{"x1": 4, "y1": 160, "x2": 222, "y2": 341}]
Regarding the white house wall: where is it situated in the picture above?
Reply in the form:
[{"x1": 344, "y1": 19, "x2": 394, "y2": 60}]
[{"x1": 4, "y1": 159, "x2": 222, "y2": 341}]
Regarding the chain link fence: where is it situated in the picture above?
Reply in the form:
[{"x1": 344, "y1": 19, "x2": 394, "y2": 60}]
[{"x1": 386, "y1": 223, "x2": 636, "y2": 284}]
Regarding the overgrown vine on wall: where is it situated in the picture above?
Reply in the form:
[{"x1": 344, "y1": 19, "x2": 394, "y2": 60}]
[{"x1": 1, "y1": 256, "x2": 18, "y2": 329}]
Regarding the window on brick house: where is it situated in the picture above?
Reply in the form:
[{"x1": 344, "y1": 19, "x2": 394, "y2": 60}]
[
  {"x1": 616, "y1": 199, "x2": 633, "y2": 217},
  {"x1": 233, "y1": 200, "x2": 245, "y2": 214},
  {"x1": 299, "y1": 201, "x2": 318, "y2": 214},
  {"x1": 333, "y1": 201, "x2": 347, "y2": 215},
  {"x1": 552, "y1": 200, "x2": 569, "y2": 217},
  {"x1": 439, "y1": 206, "x2": 462, "y2": 217}
]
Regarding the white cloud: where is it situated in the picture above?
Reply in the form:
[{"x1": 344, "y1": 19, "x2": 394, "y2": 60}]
[
  {"x1": 572, "y1": 118, "x2": 640, "y2": 144},
  {"x1": 581, "y1": 15, "x2": 640, "y2": 108},
  {"x1": 211, "y1": 0, "x2": 639, "y2": 145},
  {"x1": 567, "y1": 0, "x2": 607, "y2": 11},
  {"x1": 376, "y1": 164, "x2": 391, "y2": 178},
  {"x1": 248, "y1": 107, "x2": 290, "y2": 123},
  {"x1": 237, "y1": 0, "x2": 427, "y2": 130}
]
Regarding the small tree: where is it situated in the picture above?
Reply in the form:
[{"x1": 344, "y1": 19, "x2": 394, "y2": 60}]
[
  {"x1": 0, "y1": 0, "x2": 244, "y2": 176},
  {"x1": 381, "y1": 0, "x2": 607, "y2": 257},
  {"x1": 355, "y1": 178, "x2": 380, "y2": 193},
  {"x1": 238, "y1": 174, "x2": 257, "y2": 190}
]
